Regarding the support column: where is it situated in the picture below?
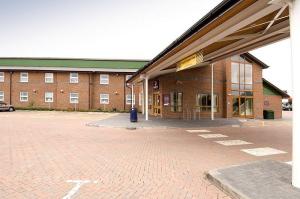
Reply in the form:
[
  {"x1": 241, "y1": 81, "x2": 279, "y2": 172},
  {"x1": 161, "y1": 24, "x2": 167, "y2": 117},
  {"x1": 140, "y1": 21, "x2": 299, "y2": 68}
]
[
  {"x1": 131, "y1": 84, "x2": 134, "y2": 109},
  {"x1": 145, "y1": 76, "x2": 149, "y2": 121},
  {"x1": 211, "y1": 63, "x2": 215, "y2": 120},
  {"x1": 290, "y1": 0, "x2": 300, "y2": 188},
  {"x1": 142, "y1": 82, "x2": 145, "y2": 115}
]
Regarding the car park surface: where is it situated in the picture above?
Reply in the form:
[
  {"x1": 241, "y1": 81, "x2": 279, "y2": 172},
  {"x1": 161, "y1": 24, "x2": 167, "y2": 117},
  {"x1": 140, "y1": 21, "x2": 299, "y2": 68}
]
[{"x1": 0, "y1": 111, "x2": 292, "y2": 199}]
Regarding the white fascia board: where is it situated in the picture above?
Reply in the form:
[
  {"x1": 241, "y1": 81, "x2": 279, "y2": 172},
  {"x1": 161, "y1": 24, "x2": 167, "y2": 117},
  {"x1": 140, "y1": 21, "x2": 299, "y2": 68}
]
[{"x1": 0, "y1": 66, "x2": 138, "y2": 73}]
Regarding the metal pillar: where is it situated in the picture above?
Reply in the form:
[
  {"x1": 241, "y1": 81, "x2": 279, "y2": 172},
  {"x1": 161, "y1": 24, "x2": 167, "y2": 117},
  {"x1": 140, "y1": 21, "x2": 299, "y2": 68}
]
[
  {"x1": 145, "y1": 76, "x2": 149, "y2": 121},
  {"x1": 289, "y1": 0, "x2": 300, "y2": 188},
  {"x1": 142, "y1": 82, "x2": 145, "y2": 115},
  {"x1": 131, "y1": 84, "x2": 134, "y2": 108},
  {"x1": 211, "y1": 63, "x2": 215, "y2": 120}
]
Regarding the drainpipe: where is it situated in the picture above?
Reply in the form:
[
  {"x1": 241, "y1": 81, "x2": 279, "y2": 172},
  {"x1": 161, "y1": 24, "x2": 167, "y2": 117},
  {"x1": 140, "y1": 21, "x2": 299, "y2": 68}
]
[
  {"x1": 131, "y1": 84, "x2": 134, "y2": 108},
  {"x1": 211, "y1": 63, "x2": 215, "y2": 120}
]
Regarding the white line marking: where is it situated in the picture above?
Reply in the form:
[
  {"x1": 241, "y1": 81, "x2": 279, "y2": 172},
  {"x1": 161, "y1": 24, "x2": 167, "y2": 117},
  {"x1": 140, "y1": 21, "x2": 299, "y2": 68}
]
[
  {"x1": 231, "y1": 125, "x2": 240, "y2": 128},
  {"x1": 62, "y1": 180, "x2": 91, "y2": 199},
  {"x1": 198, "y1": 134, "x2": 228, "y2": 139},
  {"x1": 186, "y1": 129, "x2": 211, "y2": 133},
  {"x1": 215, "y1": 140, "x2": 252, "y2": 146},
  {"x1": 241, "y1": 147, "x2": 287, "y2": 157}
]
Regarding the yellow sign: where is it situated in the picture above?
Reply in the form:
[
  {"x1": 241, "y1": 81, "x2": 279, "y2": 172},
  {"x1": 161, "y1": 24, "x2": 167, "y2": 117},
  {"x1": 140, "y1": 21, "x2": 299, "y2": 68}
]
[{"x1": 176, "y1": 52, "x2": 204, "y2": 72}]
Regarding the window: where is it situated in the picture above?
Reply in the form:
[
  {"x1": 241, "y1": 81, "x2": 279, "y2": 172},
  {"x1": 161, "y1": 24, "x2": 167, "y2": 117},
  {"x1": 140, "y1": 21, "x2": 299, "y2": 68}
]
[
  {"x1": 231, "y1": 56, "x2": 253, "y2": 92},
  {"x1": 126, "y1": 94, "x2": 135, "y2": 105},
  {"x1": 170, "y1": 92, "x2": 182, "y2": 112},
  {"x1": 100, "y1": 94, "x2": 109, "y2": 104},
  {"x1": 126, "y1": 75, "x2": 132, "y2": 81},
  {"x1": 20, "y1": 92, "x2": 28, "y2": 102},
  {"x1": 100, "y1": 74, "x2": 109, "y2": 84},
  {"x1": 70, "y1": 93, "x2": 79, "y2": 104},
  {"x1": 0, "y1": 72, "x2": 4, "y2": 82},
  {"x1": 20, "y1": 72, "x2": 28, "y2": 83},
  {"x1": 45, "y1": 73, "x2": 54, "y2": 83},
  {"x1": 139, "y1": 93, "x2": 143, "y2": 106},
  {"x1": 45, "y1": 92, "x2": 54, "y2": 103},
  {"x1": 70, "y1": 73, "x2": 79, "y2": 83},
  {"x1": 0, "y1": 91, "x2": 4, "y2": 101},
  {"x1": 196, "y1": 94, "x2": 218, "y2": 112}
]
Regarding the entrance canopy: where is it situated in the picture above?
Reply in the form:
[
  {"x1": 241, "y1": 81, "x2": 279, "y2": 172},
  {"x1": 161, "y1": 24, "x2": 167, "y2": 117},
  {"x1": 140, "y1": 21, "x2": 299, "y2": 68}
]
[{"x1": 128, "y1": 0, "x2": 289, "y2": 83}]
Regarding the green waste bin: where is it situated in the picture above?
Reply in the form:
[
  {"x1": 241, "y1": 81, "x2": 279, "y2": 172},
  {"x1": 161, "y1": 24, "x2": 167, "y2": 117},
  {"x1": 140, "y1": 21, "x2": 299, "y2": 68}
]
[{"x1": 263, "y1": 110, "x2": 274, "y2": 119}]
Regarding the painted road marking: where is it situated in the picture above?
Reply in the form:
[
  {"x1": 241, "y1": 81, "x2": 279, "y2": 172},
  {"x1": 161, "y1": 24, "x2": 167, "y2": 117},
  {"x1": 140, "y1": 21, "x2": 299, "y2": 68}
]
[
  {"x1": 231, "y1": 125, "x2": 240, "y2": 128},
  {"x1": 198, "y1": 134, "x2": 228, "y2": 139},
  {"x1": 241, "y1": 147, "x2": 287, "y2": 157},
  {"x1": 215, "y1": 140, "x2": 252, "y2": 146},
  {"x1": 62, "y1": 180, "x2": 98, "y2": 199},
  {"x1": 186, "y1": 129, "x2": 211, "y2": 133}
]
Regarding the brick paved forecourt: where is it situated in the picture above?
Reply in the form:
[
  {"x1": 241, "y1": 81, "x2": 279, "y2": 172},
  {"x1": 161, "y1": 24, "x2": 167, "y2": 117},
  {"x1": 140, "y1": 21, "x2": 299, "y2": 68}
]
[{"x1": 0, "y1": 111, "x2": 293, "y2": 198}]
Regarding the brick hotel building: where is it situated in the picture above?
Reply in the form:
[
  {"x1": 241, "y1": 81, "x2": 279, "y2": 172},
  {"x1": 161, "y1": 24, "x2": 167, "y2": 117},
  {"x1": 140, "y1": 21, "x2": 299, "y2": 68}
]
[
  {"x1": 0, "y1": 54, "x2": 288, "y2": 118},
  {"x1": 0, "y1": 58, "x2": 148, "y2": 112}
]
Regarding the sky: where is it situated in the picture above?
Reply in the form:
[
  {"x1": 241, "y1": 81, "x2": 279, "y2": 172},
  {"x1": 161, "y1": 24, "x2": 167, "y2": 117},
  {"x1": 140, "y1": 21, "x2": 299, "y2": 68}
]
[{"x1": 0, "y1": 0, "x2": 292, "y2": 95}]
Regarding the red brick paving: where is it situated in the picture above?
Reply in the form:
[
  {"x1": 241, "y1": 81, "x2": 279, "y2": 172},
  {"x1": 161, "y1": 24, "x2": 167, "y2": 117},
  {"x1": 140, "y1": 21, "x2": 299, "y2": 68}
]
[{"x1": 0, "y1": 111, "x2": 292, "y2": 198}]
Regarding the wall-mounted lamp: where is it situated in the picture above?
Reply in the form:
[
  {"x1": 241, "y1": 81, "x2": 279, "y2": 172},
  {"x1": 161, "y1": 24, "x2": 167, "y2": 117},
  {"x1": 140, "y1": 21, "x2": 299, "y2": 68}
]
[
  {"x1": 114, "y1": 91, "x2": 119, "y2": 95},
  {"x1": 33, "y1": 89, "x2": 38, "y2": 93},
  {"x1": 60, "y1": 89, "x2": 64, "y2": 93}
]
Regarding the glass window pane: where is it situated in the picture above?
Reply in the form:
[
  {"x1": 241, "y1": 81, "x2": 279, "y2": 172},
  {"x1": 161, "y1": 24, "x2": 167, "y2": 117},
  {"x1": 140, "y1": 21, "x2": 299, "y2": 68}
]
[
  {"x1": 231, "y1": 84, "x2": 239, "y2": 90},
  {"x1": 245, "y1": 64, "x2": 253, "y2": 84},
  {"x1": 245, "y1": 98, "x2": 253, "y2": 116},
  {"x1": 239, "y1": 64, "x2": 245, "y2": 84},
  {"x1": 232, "y1": 91, "x2": 239, "y2": 96},
  {"x1": 177, "y1": 93, "x2": 182, "y2": 106},
  {"x1": 231, "y1": 55, "x2": 241, "y2": 62},
  {"x1": 207, "y1": 95, "x2": 211, "y2": 106},
  {"x1": 245, "y1": 84, "x2": 253, "y2": 90},
  {"x1": 231, "y1": 62, "x2": 239, "y2": 84}
]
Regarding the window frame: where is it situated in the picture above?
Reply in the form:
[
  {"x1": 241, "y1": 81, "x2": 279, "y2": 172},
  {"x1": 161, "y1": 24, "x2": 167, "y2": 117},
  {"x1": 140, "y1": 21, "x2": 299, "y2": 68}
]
[
  {"x1": 69, "y1": 92, "x2": 79, "y2": 104},
  {"x1": 196, "y1": 93, "x2": 219, "y2": 112},
  {"x1": 99, "y1": 93, "x2": 110, "y2": 104},
  {"x1": 0, "y1": 72, "x2": 4, "y2": 82},
  {"x1": 0, "y1": 91, "x2": 4, "y2": 102},
  {"x1": 45, "y1": 92, "x2": 54, "y2": 103},
  {"x1": 20, "y1": 92, "x2": 29, "y2": 102},
  {"x1": 45, "y1": 73, "x2": 54, "y2": 83},
  {"x1": 100, "y1": 74, "x2": 109, "y2": 85},
  {"x1": 126, "y1": 94, "x2": 135, "y2": 105},
  {"x1": 20, "y1": 72, "x2": 29, "y2": 83},
  {"x1": 170, "y1": 92, "x2": 183, "y2": 112},
  {"x1": 70, "y1": 72, "x2": 79, "y2": 84}
]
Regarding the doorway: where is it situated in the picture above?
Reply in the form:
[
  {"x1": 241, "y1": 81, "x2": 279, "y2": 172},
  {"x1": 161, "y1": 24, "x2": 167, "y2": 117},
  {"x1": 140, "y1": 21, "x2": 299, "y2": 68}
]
[
  {"x1": 232, "y1": 97, "x2": 253, "y2": 118},
  {"x1": 153, "y1": 93, "x2": 161, "y2": 116}
]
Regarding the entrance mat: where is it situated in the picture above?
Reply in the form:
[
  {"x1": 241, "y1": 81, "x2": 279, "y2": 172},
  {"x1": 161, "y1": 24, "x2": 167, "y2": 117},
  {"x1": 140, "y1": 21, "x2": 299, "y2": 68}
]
[{"x1": 207, "y1": 160, "x2": 300, "y2": 199}]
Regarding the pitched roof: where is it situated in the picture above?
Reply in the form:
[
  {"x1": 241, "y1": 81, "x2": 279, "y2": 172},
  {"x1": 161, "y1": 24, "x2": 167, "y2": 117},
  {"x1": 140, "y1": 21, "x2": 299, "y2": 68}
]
[
  {"x1": 241, "y1": 53, "x2": 269, "y2": 69},
  {"x1": 263, "y1": 78, "x2": 290, "y2": 98},
  {"x1": 0, "y1": 57, "x2": 149, "y2": 70}
]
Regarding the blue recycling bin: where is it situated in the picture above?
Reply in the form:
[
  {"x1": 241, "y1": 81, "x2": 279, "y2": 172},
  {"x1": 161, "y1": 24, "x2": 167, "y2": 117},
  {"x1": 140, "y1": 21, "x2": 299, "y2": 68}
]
[{"x1": 130, "y1": 107, "x2": 138, "y2": 122}]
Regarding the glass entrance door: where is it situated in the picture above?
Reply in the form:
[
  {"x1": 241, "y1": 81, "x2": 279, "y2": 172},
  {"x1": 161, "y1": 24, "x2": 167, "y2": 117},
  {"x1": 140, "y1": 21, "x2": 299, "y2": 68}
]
[
  {"x1": 232, "y1": 97, "x2": 253, "y2": 118},
  {"x1": 153, "y1": 93, "x2": 161, "y2": 116}
]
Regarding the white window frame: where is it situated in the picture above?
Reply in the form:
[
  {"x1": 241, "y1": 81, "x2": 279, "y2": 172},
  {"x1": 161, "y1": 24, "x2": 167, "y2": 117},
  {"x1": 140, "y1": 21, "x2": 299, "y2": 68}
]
[
  {"x1": 20, "y1": 72, "x2": 28, "y2": 83},
  {"x1": 20, "y1": 92, "x2": 29, "y2": 102},
  {"x1": 100, "y1": 93, "x2": 109, "y2": 104},
  {"x1": 126, "y1": 94, "x2": 135, "y2": 105},
  {"x1": 45, "y1": 73, "x2": 54, "y2": 83},
  {"x1": 70, "y1": 93, "x2": 79, "y2": 104},
  {"x1": 0, "y1": 72, "x2": 4, "y2": 82},
  {"x1": 45, "y1": 92, "x2": 54, "y2": 103},
  {"x1": 0, "y1": 91, "x2": 4, "y2": 102},
  {"x1": 70, "y1": 73, "x2": 79, "y2": 83},
  {"x1": 100, "y1": 74, "x2": 109, "y2": 85}
]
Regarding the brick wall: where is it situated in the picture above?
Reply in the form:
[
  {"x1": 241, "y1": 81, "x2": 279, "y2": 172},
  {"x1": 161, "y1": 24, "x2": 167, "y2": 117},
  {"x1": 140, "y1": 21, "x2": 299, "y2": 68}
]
[
  {"x1": 263, "y1": 95, "x2": 283, "y2": 119},
  {"x1": 0, "y1": 71, "x2": 135, "y2": 112}
]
